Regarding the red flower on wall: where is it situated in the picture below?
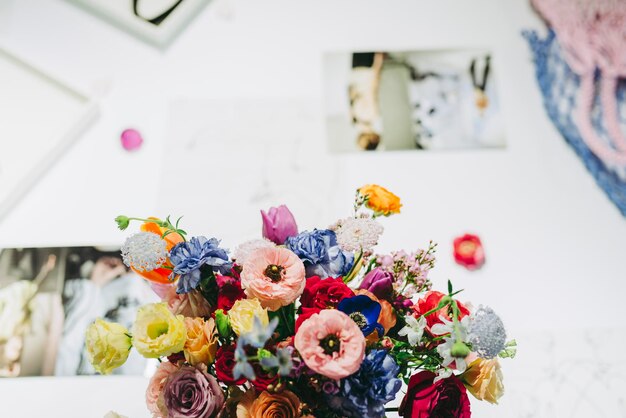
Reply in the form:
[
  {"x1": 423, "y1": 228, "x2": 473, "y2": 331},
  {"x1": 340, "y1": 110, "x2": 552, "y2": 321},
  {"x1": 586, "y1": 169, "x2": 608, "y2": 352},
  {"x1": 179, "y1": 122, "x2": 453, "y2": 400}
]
[{"x1": 453, "y1": 234, "x2": 485, "y2": 270}]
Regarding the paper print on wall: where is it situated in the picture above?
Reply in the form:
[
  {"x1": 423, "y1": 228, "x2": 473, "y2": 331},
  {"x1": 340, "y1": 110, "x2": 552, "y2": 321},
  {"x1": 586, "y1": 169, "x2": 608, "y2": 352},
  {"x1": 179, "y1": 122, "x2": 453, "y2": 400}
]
[
  {"x1": 323, "y1": 50, "x2": 506, "y2": 152},
  {"x1": 525, "y1": 0, "x2": 626, "y2": 217}
]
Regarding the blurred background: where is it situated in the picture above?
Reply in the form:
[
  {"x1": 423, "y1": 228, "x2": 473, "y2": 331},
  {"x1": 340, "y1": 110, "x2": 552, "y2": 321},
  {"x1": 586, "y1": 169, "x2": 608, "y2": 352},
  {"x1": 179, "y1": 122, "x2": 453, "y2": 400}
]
[{"x1": 1, "y1": 0, "x2": 625, "y2": 417}]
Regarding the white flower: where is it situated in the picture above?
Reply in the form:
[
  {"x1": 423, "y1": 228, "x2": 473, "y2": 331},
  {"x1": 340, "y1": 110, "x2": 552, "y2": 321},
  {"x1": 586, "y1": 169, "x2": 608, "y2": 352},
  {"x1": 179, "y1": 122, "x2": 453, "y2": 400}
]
[
  {"x1": 233, "y1": 239, "x2": 275, "y2": 265},
  {"x1": 433, "y1": 368, "x2": 453, "y2": 383},
  {"x1": 121, "y1": 232, "x2": 168, "y2": 272},
  {"x1": 334, "y1": 217, "x2": 384, "y2": 252},
  {"x1": 432, "y1": 315, "x2": 471, "y2": 373},
  {"x1": 467, "y1": 306, "x2": 507, "y2": 359},
  {"x1": 398, "y1": 315, "x2": 426, "y2": 346}
]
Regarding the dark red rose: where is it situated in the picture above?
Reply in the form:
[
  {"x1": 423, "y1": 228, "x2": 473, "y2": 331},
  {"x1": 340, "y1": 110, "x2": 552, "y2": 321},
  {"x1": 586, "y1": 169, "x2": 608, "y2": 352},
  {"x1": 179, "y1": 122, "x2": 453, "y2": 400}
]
[
  {"x1": 251, "y1": 363, "x2": 278, "y2": 391},
  {"x1": 295, "y1": 307, "x2": 321, "y2": 332},
  {"x1": 217, "y1": 283, "x2": 245, "y2": 313},
  {"x1": 453, "y1": 233, "x2": 485, "y2": 270},
  {"x1": 414, "y1": 291, "x2": 470, "y2": 329},
  {"x1": 300, "y1": 276, "x2": 354, "y2": 310},
  {"x1": 166, "y1": 351, "x2": 185, "y2": 365},
  {"x1": 399, "y1": 371, "x2": 471, "y2": 418},
  {"x1": 215, "y1": 345, "x2": 246, "y2": 385}
]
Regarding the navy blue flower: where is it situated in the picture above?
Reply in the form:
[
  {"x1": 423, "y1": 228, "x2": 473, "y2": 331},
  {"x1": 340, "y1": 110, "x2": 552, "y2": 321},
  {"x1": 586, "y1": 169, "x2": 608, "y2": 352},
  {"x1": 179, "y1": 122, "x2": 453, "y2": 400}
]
[
  {"x1": 338, "y1": 295, "x2": 384, "y2": 337},
  {"x1": 286, "y1": 229, "x2": 354, "y2": 278},
  {"x1": 329, "y1": 350, "x2": 402, "y2": 418},
  {"x1": 170, "y1": 236, "x2": 232, "y2": 294}
]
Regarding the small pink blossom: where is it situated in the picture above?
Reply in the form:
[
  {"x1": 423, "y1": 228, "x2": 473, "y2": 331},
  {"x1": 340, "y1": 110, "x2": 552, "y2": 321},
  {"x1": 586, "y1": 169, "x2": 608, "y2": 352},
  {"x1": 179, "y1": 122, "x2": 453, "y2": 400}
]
[{"x1": 146, "y1": 361, "x2": 178, "y2": 418}]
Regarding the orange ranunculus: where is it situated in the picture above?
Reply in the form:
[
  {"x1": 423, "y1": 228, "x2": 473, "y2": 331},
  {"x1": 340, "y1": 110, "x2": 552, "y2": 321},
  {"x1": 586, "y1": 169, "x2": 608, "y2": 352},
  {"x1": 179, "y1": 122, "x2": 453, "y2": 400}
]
[
  {"x1": 131, "y1": 219, "x2": 183, "y2": 284},
  {"x1": 358, "y1": 184, "x2": 402, "y2": 216},
  {"x1": 355, "y1": 289, "x2": 397, "y2": 334},
  {"x1": 461, "y1": 358, "x2": 504, "y2": 404}
]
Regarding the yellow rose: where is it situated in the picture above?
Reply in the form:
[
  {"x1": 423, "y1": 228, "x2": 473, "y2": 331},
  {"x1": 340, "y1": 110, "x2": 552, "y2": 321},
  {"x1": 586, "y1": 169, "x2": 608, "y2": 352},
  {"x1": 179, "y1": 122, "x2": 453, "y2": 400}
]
[
  {"x1": 183, "y1": 317, "x2": 218, "y2": 365},
  {"x1": 132, "y1": 302, "x2": 186, "y2": 358},
  {"x1": 461, "y1": 358, "x2": 505, "y2": 404},
  {"x1": 85, "y1": 319, "x2": 131, "y2": 375},
  {"x1": 228, "y1": 299, "x2": 269, "y2": 336},
  {"x1": 358, "y1": 184, "x2": 402, "y2": 216}
]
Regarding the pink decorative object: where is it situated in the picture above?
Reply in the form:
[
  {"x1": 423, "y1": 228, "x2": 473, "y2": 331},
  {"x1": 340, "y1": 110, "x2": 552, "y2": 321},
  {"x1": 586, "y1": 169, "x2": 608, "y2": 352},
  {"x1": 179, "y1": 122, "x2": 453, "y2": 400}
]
[
  {"x1": 120, "y1": 128, "x2": 143, "y2": 151},
  {"x1": 532, "y1": 0, "x2": 626, "y2": 165}
]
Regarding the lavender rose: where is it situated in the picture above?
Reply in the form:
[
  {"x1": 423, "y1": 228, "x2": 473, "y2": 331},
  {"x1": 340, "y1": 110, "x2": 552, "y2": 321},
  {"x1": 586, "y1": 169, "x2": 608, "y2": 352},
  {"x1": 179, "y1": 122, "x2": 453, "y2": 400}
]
[
  {"x1": 163, "y1": 365, "x2": 224, "y2": 418},
  {"x1": 359, "y1": 267, "x2": 394, "y2": 301}
]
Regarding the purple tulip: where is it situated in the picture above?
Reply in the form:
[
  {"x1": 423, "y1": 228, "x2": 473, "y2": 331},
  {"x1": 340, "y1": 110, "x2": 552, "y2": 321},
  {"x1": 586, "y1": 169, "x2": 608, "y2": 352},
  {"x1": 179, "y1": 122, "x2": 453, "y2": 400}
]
[
  {"x1": 261, "y1": 205, "x2": 298, "y2": 244},
  {"x1": 359, "y1": 267, "x2": 394, "y2": 300},
  {"x1": 163, "y1": 366, "x2": 224, "y2": 418}
]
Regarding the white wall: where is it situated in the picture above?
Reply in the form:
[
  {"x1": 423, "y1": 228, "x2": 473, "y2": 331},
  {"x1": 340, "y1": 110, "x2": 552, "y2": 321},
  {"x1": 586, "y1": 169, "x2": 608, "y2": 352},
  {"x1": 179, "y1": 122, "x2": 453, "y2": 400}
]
[{"x1": 1, "y1": 0, "x2": 626, "y2": 417}]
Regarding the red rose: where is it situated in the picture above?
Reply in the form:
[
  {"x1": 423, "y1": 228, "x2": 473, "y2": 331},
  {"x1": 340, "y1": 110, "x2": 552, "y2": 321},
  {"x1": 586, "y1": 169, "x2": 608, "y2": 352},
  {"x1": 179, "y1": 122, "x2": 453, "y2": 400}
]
[
  {"x1": 300, "y1": 276, "x2": 354, "y2": 310},
  {"x1": 216, "y1": 275, "x2": 245, "y2": 312},
  {"x1": 295, "y1": 307, "x2": 321, "y2": 332},
  {"x1": 399, "y1": 371, "x2": 471, "y2": 418},
  {"x1": 414, "y1": 291, "x2": 470, "y2": 329},
  {"x1": 453, "y1": 233, "x2": 485, "y2": 270},
  {"x1": 251, "y1": 363, "x2": 278, "y2": 391},
  {"x1": 215, "y1": 345, "x2": 246, "y2": 385}
]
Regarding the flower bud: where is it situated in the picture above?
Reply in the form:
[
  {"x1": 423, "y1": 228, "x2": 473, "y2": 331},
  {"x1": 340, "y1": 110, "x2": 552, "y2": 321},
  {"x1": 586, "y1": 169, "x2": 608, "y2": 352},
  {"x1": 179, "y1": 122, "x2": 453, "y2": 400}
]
[
  {"x1": 450, "y1": 340, "x2": 471, "y2": 358},
  {"x1": 215, "y1": 309, "x2": 232, "y2": 338}
]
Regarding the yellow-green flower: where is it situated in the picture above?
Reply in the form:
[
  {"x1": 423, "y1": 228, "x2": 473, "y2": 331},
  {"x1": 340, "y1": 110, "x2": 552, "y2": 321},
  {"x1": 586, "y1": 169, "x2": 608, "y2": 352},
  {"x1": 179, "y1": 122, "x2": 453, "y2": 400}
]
[
  {"x1": 228, "y1": 298, "x2": 269, "y2": 336},
  {"x1": 85, "y1": 319, "x2": 132, "y2": 375},
  {"x1": 132, "y1": 302, "x2": 186, "y2": 358}
]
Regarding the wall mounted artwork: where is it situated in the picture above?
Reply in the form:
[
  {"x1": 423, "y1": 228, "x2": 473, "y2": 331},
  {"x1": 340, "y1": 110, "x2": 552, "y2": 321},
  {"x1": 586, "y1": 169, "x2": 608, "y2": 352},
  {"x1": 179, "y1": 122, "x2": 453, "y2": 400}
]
[
  {"x1": 65, "y1": 0, "x2": 211, "y2": 48},
  {"x1": 0, "y1": 45, "x2": 98, "y2": 223},
  {"x1": 323, "y1": 49, "x2": 506, "y2": 153},
  {"x1": 525, "y1": 0, "x2": 626, "y2": 217}
]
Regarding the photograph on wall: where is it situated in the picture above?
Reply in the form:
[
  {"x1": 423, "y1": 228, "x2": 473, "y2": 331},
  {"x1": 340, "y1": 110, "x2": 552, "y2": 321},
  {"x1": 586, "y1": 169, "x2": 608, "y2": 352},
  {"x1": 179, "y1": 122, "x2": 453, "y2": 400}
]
[
  {"x1": 323, "y1": 49, "x2": 506, "y2": 152},
  {"x1": 0, "y1": 246, "x2": 157, "y2": 377},
  {"x1": 65, "y1": 0, "x2": 211, "y2": 47}
]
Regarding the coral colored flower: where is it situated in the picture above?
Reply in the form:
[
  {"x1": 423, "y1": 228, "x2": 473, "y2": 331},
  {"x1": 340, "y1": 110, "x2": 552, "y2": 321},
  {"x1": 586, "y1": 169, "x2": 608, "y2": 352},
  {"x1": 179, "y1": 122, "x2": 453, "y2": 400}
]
[
  {"x1": 399, "y1": 371, "x2": 471, "y2": 418},
  {"x1": 131, "y1": 219, "x2": 184, "y2": 284},
  {"x1": 228, "y1": 298, "x2": 269, "y2": 336},
  {"x1": 146, "y1": 361, "x2": 177, "y2": 417},
  {"x1": 240, "y1": 247, "x2": 306, "y2": 311},
  {"x1": 183, "y1": 317, "x2": 218, "y2": 366},
  {"x1": 453, "y1": 233, "x2": 485, "y2": 270},
  {"x1": 358, "y1": 184, "x2": 402, "y2": 216},
  {"x1": 85, "y1": 319, "x2": 131, "y2": 375},
  {"x1": 261, "y1": 205, "x2": 299, "y2": 244},
  {"x1": 413, "y1": 291, "x2": 470, "y2": 329},
  {"x1": 132, "y1": 303, "x2": 186, "y2": 358},
  {"x1": 294, "y1": 309, "x2": 365, "y2": 380},
  {"x1": 461, "y1": 358, "x2": 504, "y2": 404}
]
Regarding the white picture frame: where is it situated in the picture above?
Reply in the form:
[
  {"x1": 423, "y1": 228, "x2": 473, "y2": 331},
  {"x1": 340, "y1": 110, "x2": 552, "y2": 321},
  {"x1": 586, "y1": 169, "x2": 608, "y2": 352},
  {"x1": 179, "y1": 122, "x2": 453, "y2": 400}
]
[
  {"x1": 0, "y1": 45, "x2": 99, "y2": 223},
  {"x1": 65, "y1": 0, "x2": 211, "y2": 48}
]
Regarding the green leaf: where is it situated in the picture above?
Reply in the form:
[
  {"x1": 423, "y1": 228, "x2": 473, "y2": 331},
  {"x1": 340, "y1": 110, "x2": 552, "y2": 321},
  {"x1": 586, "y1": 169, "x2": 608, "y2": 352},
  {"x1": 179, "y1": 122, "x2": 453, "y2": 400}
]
[
  {"x1": 269, "y1": 304, "x2": 295, "y2": 339},
  {"x1": 447, "y1": 280, "x2": 453, "y2": 294}
]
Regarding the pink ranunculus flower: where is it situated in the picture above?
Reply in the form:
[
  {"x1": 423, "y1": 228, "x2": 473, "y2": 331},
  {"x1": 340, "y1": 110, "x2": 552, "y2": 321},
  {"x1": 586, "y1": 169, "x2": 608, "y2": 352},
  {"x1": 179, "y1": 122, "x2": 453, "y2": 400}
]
[
  {"x1": 294, "y1": 309, "x2": 365, "y2": 380},
  {"x1": 261, "y1": 205, "x2": 298, "y2": 245},
  {"x1": 240, "y1": 247, "x2": 306, "y2": 311},
  {"x1": 146, "y1": 361, "x2": 178, "y2": 418},
  {"x1": 153, "y1": 283, "x2": 212, "y2": 318}
]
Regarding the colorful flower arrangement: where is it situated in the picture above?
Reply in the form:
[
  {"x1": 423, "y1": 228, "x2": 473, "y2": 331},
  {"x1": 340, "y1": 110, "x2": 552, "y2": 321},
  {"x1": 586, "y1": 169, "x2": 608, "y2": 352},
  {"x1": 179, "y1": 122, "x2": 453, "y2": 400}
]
[{"x1": 86, "y1": 185, "x2": 516, "y2": 418}]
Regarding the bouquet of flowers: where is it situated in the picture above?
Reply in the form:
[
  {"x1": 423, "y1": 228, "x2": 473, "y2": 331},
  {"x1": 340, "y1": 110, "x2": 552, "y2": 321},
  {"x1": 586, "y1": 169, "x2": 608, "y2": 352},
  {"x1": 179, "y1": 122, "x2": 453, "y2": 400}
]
[{"x1": 86, "y1": 185, "x2": 515, "y2": 418}]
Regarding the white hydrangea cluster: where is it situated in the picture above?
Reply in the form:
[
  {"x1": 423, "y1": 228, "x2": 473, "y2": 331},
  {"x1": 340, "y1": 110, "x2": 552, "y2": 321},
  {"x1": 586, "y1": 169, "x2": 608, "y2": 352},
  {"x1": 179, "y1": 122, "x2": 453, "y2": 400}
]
[
  {"x1": 121, "y1": 232, "x2": 168, "y2": 272},
  {"x1": 467, "y1": 306, "x2": 507, "y2": 359},
  {"x1": 334, "y1": 217, "x2": 384, "y2": 252},
  {"x1": 233, "y1": 239, "x2": 275, "y2": 265}
]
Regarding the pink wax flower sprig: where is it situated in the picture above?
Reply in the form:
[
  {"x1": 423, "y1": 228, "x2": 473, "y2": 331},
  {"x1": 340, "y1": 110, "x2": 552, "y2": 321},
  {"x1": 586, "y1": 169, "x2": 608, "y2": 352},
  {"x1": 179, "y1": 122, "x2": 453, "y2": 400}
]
[{"x1": 261, "y1": 205, "x2": 298, "y2": 245}]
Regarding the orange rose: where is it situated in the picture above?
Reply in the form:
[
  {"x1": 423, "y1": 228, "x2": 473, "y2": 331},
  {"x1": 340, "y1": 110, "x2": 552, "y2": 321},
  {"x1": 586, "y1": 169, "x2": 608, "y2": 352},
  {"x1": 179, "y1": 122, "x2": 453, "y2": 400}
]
[
  {"x1": 355, "y1": 289, "x2": 397, "y2": 334},
  {"x1": 358, "y1": 184, "x2": 402, "y2": 216},
  {"x1": 132, "y1": 219, "x2": 184, "y2": 284},
  {"x1": 183, "y1": 317, "x2": 218, "y2": 366},
  {"x1": 237, "y1": 390, "x2": 300, "y2": 418},
  {"x1": 461, "y1": 358, "x2": 504, "y2": 404}
]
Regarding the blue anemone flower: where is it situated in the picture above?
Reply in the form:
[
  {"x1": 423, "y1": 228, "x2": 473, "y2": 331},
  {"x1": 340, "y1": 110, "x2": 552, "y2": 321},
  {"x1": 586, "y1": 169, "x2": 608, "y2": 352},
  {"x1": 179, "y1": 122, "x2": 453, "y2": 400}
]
[{"x1": 338, "y1": 295, "x2": 384, "y2": 337}]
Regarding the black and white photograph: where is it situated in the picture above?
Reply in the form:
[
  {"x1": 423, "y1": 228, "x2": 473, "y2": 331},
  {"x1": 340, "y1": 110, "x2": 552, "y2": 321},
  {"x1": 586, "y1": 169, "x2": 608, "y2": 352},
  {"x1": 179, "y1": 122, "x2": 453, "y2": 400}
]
[{"x1": 324, "y1": 50, "x2": 506, "y2": 152}]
